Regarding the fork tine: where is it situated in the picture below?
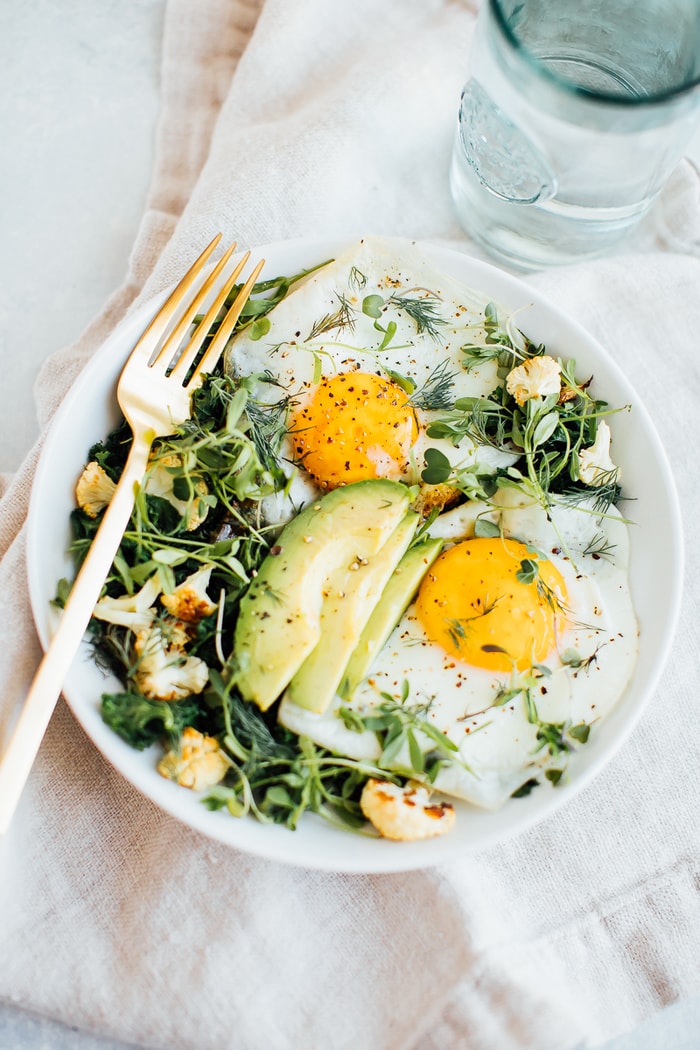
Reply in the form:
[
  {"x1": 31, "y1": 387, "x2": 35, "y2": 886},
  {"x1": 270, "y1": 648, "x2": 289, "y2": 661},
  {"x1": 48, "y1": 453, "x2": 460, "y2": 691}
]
[
  {"x1": 185, "y1": 256, "x2": 266, "y2": 386},
  {"x1": 132, "y1": 233, "x2": 222, "y2": 356},
  {"x1": 167, "y1": 249, "x2": 253, "y2": 380},
  {"x1": 150, "y1": 241, "x2": 239, "y2": 370}
]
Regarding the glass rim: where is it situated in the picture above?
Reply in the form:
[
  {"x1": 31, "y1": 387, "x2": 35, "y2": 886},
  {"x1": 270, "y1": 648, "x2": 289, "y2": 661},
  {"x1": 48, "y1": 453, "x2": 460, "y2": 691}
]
[{"x1": 489, "y1": 0, "x2": 700, "y2": 106}]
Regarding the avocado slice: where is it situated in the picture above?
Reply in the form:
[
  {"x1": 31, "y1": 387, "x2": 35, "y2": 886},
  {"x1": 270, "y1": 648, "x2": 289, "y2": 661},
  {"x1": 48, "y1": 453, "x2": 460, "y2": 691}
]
[
  {"x1": 285, "y1": 511, "x2": 419, "y2": 714},
  {"x1": 233, "y1": 479, "x2": 410, "y2": 710},
  {"x1": 339, "y1": 536, "x2": 444, "y2": 699}
]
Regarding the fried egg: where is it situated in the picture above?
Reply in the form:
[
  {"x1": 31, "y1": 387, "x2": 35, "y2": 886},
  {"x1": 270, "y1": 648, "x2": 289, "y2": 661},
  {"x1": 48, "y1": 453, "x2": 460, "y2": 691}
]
[
  {"x1": 279, "y1": 493, "x2": 638, "y2": 809},
  {"x1": 224, "y1": 236, "x2": 514, "y2": 524}
]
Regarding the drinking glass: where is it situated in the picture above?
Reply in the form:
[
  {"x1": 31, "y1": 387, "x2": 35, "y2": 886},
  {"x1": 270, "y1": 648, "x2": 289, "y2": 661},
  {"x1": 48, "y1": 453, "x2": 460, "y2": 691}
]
[{"x1": 449, "y1": 0, "x2": 700, "y2": 269}]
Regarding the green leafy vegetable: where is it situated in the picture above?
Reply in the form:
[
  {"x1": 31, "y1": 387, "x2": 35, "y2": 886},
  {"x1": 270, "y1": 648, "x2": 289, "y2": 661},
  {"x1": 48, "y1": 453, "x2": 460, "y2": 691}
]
[{"x1": 101, "y1": 691, "x2": 202, "y2": 751}]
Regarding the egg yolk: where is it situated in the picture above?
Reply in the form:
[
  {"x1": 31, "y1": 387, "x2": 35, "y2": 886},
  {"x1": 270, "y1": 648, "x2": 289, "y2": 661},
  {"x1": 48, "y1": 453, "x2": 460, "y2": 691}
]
[
  {"x1": 291, "y1": 372, "x2": 418, "y2": 489},
  {"x1": 415, "y1": 537, "x2": 568, "y2": 672}
]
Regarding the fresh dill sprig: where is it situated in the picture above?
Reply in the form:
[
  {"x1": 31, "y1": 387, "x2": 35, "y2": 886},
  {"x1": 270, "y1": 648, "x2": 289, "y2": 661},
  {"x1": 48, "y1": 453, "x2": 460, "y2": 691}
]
[
  {"x1": 407, "y1": 359, "x2": 458, "y2": 411},
  {"x1": 387, "y1": 291, "x2": 447, "y2": 341},
  {"x1": 582, "y1": 532, "x2": 617, "y2": 560},
  {"x1": 553, "y1": 479, "x2": 622, "y2": 516},
  {"x1": 306, "y1": 293, "x2": 356, "y2": 340},
  {"x1": 561, "y1": 645, "x2": 605, "y2": 673},
  {"x1": 348, "y1": 266, "x2": 367, "y2": 291},
  {"x1": 244, "y1": 391, "x2": 291, "y2": 477},
  {"x1": 425, "y1": 395, "x2": 513, "y2": 455}
]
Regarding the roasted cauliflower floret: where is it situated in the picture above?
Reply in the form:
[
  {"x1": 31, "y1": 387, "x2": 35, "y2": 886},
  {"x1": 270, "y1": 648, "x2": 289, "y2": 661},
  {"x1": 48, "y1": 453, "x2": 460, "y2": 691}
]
[
  {"x1": 161, "y1": 565, "x2": 218, "y2": 623},
  {"x1": 157, "y1": 726, "x2": 229, "y2": 791},
  {"x1": 506, "y1": 354, "x2": 562, "y2": 406},
  {"x1": 143, "y1": 453, "x2": 210, "y2": 530},
  {"x1": 132, "y1": 621, "x2": 209, "y2": 701},
  {"x1": 578, "y1": 420, "x2": 619, "y2": 487},
  {"x1": 76, "y1": 461, "x2": 117, "y2": 518},
  {"x1": 360, "y1": 778, "x2": 456, "y2": 841},
  {"x1": 92, "y1": 574, "x2": 162, "y2": 630}
]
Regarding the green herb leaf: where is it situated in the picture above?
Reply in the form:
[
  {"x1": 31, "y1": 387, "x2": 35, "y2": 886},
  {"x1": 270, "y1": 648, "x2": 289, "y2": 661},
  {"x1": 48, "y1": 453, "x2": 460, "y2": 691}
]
[
  {"x1": 515, "y1": 558, "x2": 539, "y2": 585},
  {"x1": 249, "y1": 317, "x2": 271, "y2": 341},
  {"x1": 101, "y1": 691, "x2": 202, "y2": 751},
  {"x1": 568, "y1": 722, "x2": 591, "y2": 744},
  {"x1": 474, "y1": 517, "x2": 501, "y2": 539},
  {"x1": 511, "y1": 777, "x2": 540, "y2": 798},
  {"x1": 362, "y1": 294, "x2": 384, "y2": 319},
  {"x1": 531, "y1": 410, "x2": 560, "y2": 449},
  {"x1": 384, "y1": 367, "x2": 417, "y2": 395},
  {"x1": 421, "y1": 447, "x2": 452, "y2": 485}
]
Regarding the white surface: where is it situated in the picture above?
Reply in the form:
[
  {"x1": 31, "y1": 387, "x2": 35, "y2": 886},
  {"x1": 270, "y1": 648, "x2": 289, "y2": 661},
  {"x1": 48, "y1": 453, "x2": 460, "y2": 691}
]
[
  {"x1": 0, "y1": 0, "x2": 164, "y2": 474},
  {"x1": 1, "y1": 0, "x2": 699, "y2": 1046}
]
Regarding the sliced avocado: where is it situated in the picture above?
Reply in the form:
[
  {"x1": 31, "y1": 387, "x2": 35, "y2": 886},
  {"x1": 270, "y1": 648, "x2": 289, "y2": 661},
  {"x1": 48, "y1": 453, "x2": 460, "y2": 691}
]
[
  {"x1": 285, "y1": 511, "x2": 419, "y2": 714},
  {"x1": 339, "y1": 536, "x2": 444, "y2": 699},
  {"x1": 233, "y1": 479, "x2": 410, "y2": 710}
]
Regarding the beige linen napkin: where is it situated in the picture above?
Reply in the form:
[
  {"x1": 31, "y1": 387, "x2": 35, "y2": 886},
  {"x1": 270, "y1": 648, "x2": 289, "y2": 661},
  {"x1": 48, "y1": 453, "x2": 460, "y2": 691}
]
[{"x1": 2, "y1": 2, "x2": 700, "y2": 1049}]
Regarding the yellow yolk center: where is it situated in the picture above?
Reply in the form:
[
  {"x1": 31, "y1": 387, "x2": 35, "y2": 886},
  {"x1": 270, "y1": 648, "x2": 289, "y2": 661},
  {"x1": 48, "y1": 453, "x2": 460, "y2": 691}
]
[
  {"x1": 291, "y1": 372, "x2": 418, "y2": 489},
  {"x1": 415, "y1": 537, "x2": 568, "y2": 672}
]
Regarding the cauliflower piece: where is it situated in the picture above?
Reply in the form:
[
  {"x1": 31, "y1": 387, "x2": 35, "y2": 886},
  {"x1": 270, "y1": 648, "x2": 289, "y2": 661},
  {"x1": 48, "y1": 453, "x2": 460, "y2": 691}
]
[
  {"x1": 76, "y1": 461, "x2": 117, "y2": 518},
  {"x1": 506, "y1": 355, "x2": 562, "y2": 406},
  {"x1": 360, "y1": 778, "x2": 456, "y2": 841},
  {"x1": 157, "y1": 726, "x2": 229, "y2": 791},
  {"x1": 578, "y1": 421, "x2": 619, "y2": 487},
  {"x1": 161, "y1": 565, "x2": 218, "y2": 623},
  {"x1": 143, "y1": 453, "x2": 209, "y2": 531},
  {"x1": 92, "y1": 574, "x2": 162, "y2": 630},
  {"x1": 133, "y1": 622, "x2": 209, "y2": 701}
]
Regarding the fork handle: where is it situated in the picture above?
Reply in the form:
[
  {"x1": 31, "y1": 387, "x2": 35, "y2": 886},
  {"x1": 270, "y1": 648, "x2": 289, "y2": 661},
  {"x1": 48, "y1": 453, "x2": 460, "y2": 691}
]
[{"x1": 0, "y1": 435, "x2": 152, "y2": 834}]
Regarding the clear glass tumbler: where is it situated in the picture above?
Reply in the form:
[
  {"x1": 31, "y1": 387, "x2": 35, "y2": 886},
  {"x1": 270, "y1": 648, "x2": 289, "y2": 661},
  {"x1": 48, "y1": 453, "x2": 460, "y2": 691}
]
[{"x1": 450, "y1": 0, "x2": 700, "y2": 269}]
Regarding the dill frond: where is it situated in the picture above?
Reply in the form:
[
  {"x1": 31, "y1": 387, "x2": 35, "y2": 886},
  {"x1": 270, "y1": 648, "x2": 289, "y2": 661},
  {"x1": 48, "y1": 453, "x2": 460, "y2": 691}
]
[
  {"x1": 388, "y1": 291, "x2": 447, "y2": 340},
  {"x1": 408, "y1": 359, "x2": 458, "y2": 411}
]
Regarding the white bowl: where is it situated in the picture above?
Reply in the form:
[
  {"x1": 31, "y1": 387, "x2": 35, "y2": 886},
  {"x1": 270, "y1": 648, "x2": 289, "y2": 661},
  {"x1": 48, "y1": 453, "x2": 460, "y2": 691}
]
[{"x1": 26, "y1": 236, "x2": 683, "y2": 873}]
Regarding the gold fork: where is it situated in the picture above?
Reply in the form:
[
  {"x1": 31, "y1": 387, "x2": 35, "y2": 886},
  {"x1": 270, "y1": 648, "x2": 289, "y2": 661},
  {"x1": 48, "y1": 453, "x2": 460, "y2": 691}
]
[{"x1": 0, "y1": 234, "x2": 265, "y2": 833}]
